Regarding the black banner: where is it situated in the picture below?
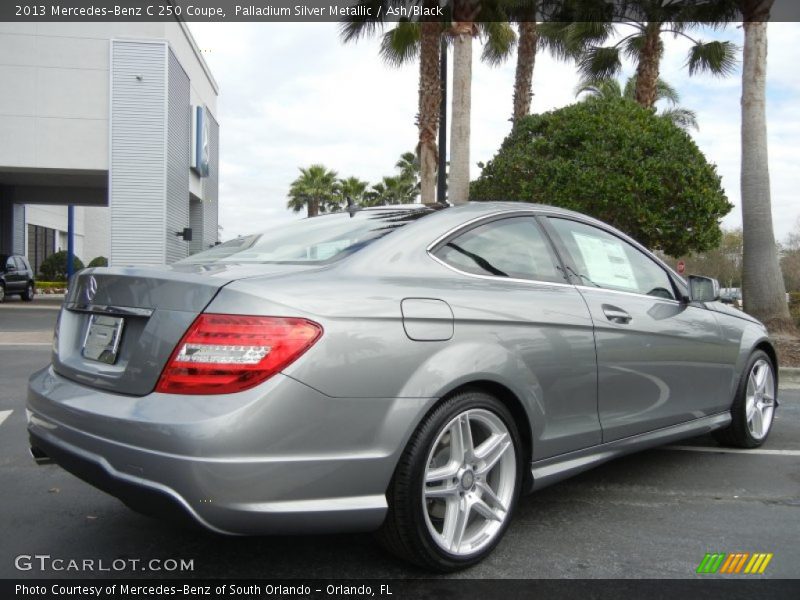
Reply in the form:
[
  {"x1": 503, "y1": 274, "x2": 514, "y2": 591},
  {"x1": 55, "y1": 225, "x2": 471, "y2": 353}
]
[
  {"x1": 4, "y1": 579, "x2": 800, "y2": 600},
  {"x1": 3, "y1": 1, "x2": 800, "y2": 23}
]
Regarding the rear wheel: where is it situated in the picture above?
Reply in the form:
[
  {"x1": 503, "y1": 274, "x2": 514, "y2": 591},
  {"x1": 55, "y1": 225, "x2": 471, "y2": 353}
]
[
  {"x1": 713, "y1": 350, "x2": 777, "y2": 448},
  {"x1": 377, "y1": 390, "x2": 522, "y2": 571},
  {"x1": 0, "y1": 283, "x2": 5, "y2": 303},
  {"x1": 22, "y1": 282, "x2": 34, "y2": 301}
]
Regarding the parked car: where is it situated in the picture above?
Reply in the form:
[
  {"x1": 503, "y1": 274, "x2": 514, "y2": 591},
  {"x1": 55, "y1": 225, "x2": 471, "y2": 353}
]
[
  {"x1": 27, "y1": 203, "x2": 778, "y2": 571},
  {"x1": 720, "y1": 287, "x2": 742, "y2": 308},
  {"x1": 0, "y1": 254, "x2": 35, "y2": 302}
]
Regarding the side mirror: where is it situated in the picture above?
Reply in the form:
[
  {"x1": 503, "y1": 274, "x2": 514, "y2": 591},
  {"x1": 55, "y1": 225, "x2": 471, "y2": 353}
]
[{"x1": 688, "y1": 275, "x2": 720, "y2": 303}]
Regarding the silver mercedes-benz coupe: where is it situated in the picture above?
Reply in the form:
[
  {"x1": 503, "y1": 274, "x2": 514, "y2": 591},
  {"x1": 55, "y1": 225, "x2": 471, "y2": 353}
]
[{"x1": 27, "y1": 202, "x2": 778, "y2": 571}]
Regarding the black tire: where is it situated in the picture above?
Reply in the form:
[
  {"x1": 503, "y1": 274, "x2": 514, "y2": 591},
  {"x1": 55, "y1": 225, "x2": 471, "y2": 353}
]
[
  {"x1": 377, "y1": 389, "x2": 523, "y2": 572},
  {"x1": 713, "y1": 350, "x2": 777, "y2": 448},
  {"x1": 0, "y1": 283, "x2": 5, "y2": 303},
  {"x1": 22, "y1": 282, "x2": 34, "y2": 302}
]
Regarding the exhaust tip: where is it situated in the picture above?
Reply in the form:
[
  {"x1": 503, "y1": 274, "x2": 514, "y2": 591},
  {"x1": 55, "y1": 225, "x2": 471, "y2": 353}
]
[{"x1": 30, "y1": 446, "x2": 53, "y2": 465}]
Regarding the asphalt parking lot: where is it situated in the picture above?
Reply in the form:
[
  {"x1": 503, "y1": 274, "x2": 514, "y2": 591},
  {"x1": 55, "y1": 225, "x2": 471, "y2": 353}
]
[{"x1": 1, "y1": 296, "x2": 798, "y2": 579}]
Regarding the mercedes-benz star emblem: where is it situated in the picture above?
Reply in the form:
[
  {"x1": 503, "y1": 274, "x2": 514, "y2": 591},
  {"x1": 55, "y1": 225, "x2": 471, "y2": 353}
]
[{"x1": 85, "y1": 276, "x2": 98, "y2": 303}]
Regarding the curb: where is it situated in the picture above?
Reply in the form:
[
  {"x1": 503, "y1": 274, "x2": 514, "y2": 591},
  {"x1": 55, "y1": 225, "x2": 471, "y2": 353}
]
[{"x1": 780, "y1": 367, "x2": 800, "y2": 389}]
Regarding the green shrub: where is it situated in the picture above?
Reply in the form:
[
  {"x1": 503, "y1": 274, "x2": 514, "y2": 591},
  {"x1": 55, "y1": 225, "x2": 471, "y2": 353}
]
[
  {"x1": 38, "y1": 251, "x2": 84, "y2": 282},
  {"x1": 471, "y1": 97, "x2": 732, "y2": 257},
  {"x1": 35, "y1": 281, "x2": 68, "y2": 289},
  {"x1": 87, "y1": 256, "x2": 108, "y2": 268}
]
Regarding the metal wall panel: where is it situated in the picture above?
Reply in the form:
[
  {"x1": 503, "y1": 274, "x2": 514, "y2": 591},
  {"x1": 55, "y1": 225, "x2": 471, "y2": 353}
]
[
  {"x1": 12, "y1": 203, "x2": 25, "y2": 255},
  {"x1": 189, "y1": 197, "x2": 203, "y2": 255},
  {"x1": 109, "y1": 40, "x2": 167, "y2": 266},
  {"x1": 165, "y1": 48, "x2": 191, "y2": 264},
  {"x1": 202, "y1": 111, "x2": 219, "y2": 250}
]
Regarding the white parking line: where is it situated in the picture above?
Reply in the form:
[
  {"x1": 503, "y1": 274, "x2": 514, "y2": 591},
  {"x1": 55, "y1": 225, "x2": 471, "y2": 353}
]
[
  {"x1": 664, "y1": 445, "x2": 800, "y2": 456},
  {"x1": 0, "y1": 410, "x2": 12, "y2": 427}
]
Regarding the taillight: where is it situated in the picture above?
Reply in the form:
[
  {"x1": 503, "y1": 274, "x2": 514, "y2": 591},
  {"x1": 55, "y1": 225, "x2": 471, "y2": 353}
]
[{"x1": 155, "y1": 314, "x2": 322, "y2": 395}]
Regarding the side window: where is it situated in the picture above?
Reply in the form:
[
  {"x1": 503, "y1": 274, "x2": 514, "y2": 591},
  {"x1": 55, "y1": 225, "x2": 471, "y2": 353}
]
[
  {"x1": 433, "y1": 217, "x2": 563, "y2": 282},
  {"x1": 548, "y1": 218, "x2": 676, "y2": 300}
]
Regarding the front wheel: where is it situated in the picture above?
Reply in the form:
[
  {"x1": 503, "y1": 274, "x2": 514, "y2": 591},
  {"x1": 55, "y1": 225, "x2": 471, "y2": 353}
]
[
  {"x1": 22, "y1": 282, "x2": 34, "y2": 301},
  {"x1": 377, "y1": 390, "x2": 522, "y2": 571},
  {"x1": 713, "y1": 350, "x2": 777, "y2": 448}
]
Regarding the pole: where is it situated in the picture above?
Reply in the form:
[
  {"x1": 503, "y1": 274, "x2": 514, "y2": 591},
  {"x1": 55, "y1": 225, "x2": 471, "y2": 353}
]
[
  {"x1": 66, "y1": 204, "x2": 75, "y2": 280},
  {"x1": 437, "y1": 36, "x2": 448, "y2": 205}
]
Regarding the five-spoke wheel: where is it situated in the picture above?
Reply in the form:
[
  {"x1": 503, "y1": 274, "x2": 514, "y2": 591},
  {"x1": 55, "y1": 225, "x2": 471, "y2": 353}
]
[
  {"x1": 378, "y1": 390, "x2": 522, "y2": 571},
  {"x1": 714, "y1": 350, "x2": 778, "y2": 448},
  {"x1": 422, "y1": 409, "x2": 516, "y2": 556}
]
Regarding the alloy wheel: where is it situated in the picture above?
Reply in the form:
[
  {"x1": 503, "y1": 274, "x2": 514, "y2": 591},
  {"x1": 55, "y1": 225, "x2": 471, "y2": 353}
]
[
  {"x1": 422, "y1": 408, "x2": 516, "y2": 556},
  {"x1": 745, "y1": 358, "x2": 775, "y2": 440}
]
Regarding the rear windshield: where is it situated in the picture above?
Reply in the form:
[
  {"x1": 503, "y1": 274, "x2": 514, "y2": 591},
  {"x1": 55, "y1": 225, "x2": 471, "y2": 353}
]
[{"x1": 178, "y1": 207, "x2": 436, "y2": 265}]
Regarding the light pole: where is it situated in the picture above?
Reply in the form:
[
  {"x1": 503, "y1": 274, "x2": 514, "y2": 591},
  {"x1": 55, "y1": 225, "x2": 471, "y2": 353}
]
[{"x1": 437, "y1": 37, "x2": 447, "y2": 205}]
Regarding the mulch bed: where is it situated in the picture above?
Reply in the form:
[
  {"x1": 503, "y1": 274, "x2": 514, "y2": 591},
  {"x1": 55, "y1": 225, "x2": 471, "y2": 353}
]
[{"x1": 774, "y1": 336, "x2": 800, "y2": 368}]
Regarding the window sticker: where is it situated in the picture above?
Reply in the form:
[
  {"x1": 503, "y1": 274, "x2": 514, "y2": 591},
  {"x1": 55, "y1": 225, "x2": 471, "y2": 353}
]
[{"x1": 572, "y1": 232, "x2": 638, "y2": 290}]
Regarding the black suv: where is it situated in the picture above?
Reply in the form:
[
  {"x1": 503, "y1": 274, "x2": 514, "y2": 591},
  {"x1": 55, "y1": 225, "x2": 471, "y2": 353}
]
[{"x1": 0, "y1": 254, "x2": 35, "y2": 302}]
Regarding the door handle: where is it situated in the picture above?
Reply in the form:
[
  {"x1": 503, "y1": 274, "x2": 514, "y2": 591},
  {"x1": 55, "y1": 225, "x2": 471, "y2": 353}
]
[{"x1": 602, "y1": 305, "x2": 632, "y2": 324}]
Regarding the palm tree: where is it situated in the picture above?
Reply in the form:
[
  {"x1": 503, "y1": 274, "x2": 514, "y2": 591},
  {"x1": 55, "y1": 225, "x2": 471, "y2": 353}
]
[
  {"x1": 363, "y1": 175, "x2": 417, "y2": 206},
  {"x1": 363, "y1": 181, "x2": 388, "y2": 207},
  {"x1": 342, "y1": 2, "x2": 515, "y2": 206},
  {"x1": 739, "y1": 0, "x2": 792, "y2": 330},
  {"x1": 286, "y1": 165, "x2": 340, "y2": 218},
  {"x1": 448, "y1": 2, "x2": 516, "y2": 204},
  {"x1": 382, "y1": 175, "x2": 418, "y2": 204},
  {"x1": 338, "y1": 176, "x2": 370, "y2": 208},
  {"x1": 396, "y1": 151, "x2": 420, "y2": 188},
  {"x1": 341, "y1": 2, "x2": 442, "y2": 205},
  {"x1": 576, "y1": 75, "x2": 699, "y2": 130},
  {"x1": 568, "y1": 1, "x2": 738, "y2": 109}
]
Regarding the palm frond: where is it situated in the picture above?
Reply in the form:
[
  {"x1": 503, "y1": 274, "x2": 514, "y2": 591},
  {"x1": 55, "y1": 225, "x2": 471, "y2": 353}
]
[
  {"x1": 654, "y1": 78, "x2": 681, "y2": 105},
  {"x1": 575, "y1": 77, "x2": 622, "y2": 100},
  {"x1": 379, "y1": 20, "x2": 420, "y2": 67},
  {"x1": 339, "y1": 0, "x2": 392, "y2": 44},
  {"x1": 661, "y1": 107, "x2": 699, "y2": 131},
  {"x1": 479, "y1": 21, "x2": 517, "y2": 66},
  {"x1": 622, "y1": 33, "x2": 646, "y2": 61},
  {"x1": 577, "y1": 45, "x2": 623, "y2": 81},
  {"x1": 686, "y1": 40, "x2": 739, "y2": 77}
]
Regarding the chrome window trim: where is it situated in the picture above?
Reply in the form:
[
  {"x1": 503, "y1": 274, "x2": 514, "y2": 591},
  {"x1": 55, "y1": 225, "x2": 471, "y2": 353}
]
[
  {"x1": 543, "y1": 215, "x2": 685, "y2": 304},
  {"x1": 425, "y1": 210, "x2": 574, "y2": 289},
  {"x1": 65, "y1": 303, "x2": 154, "y2": 318},
  {"x1": 428, "y1": 251, "x2": 576, "y2": 290},
  {"x1": 574, "y1": 284, "x2": 683, "y2": 306},
  {"x1": 425, "y1": 207, "x2": 689, "y2": 304}
]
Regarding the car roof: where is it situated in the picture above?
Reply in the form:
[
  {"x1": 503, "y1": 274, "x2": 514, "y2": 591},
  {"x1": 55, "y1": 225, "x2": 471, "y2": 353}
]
[{"x1": 358, "y1": 201, "x2": 598, "y2": 221}]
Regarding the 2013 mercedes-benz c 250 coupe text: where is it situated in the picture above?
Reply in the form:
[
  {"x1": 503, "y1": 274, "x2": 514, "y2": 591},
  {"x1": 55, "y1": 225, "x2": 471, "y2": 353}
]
[{"x1": 27, "y1": 202, "x2": 778, "y2": 571}]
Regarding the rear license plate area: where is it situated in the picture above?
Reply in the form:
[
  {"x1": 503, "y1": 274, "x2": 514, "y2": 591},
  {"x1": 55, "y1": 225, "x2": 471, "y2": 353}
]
[{"x1": 82, "y1": 315, "x2": 125, "y2": 364}]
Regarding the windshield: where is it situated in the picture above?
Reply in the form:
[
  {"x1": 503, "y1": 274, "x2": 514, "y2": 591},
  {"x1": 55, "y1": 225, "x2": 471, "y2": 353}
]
[{"x1": 178, "y1": 207, "x2": 436, "y2": 265}]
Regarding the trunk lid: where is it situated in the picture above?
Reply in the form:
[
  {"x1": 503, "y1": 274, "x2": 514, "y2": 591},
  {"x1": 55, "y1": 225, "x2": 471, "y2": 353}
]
[{"x1": 53, "y1": 263, "x2": 317, "y2": 395}]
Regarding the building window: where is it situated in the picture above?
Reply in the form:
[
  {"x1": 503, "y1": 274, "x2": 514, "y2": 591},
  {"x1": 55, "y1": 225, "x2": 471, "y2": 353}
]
[{"x1": 27, "y1": 224, "x2": 56, "y2": 276}]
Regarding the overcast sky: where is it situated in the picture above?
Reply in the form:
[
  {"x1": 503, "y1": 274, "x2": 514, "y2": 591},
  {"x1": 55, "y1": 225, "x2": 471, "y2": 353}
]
[{"x1": 188, "y1": 22, "x2": 800, "y2": 243}]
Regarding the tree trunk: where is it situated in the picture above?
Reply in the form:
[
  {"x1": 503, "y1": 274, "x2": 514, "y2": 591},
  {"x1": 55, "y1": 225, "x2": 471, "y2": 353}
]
[
  {"x1": 512, "y1": 20, "x2": 537, "y2": 123},
  {"x1": 308, "y1": 199, "x2": 319, "y2": 218},
  {"x1": 740, "y1": 1, "x2": 793, "y2": 331},
  {"x1": 418, "y1": 21, "x2": 441, "y2": 206},
  {"x1": 634, "y1": 24, "x2": 663, "y2": 109},
  {"x1": 449, "y1": 24, "x2": 474, "y2": 205}
]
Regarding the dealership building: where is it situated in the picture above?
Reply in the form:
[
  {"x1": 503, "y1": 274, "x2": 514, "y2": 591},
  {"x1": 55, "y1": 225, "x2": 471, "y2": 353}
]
[{"x1": 0, "y1": 21, "x2": 219, "y2": 272}]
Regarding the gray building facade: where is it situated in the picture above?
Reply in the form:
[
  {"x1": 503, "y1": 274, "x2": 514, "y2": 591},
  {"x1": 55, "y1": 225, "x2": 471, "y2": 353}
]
[{"x1": 0, "y1": 22, "x2": 219, "y2": 269}]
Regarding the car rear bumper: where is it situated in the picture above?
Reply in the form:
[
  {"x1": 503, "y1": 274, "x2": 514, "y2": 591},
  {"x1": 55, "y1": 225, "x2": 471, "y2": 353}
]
[{"x1": 27, "y1": 366, "x2": 435, "y2": 535}]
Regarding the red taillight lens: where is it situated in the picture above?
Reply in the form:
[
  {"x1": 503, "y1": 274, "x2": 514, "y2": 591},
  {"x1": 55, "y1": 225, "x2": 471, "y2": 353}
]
[{"x1": 155, "y1": 314, "x2": 322, "y2": 395}]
